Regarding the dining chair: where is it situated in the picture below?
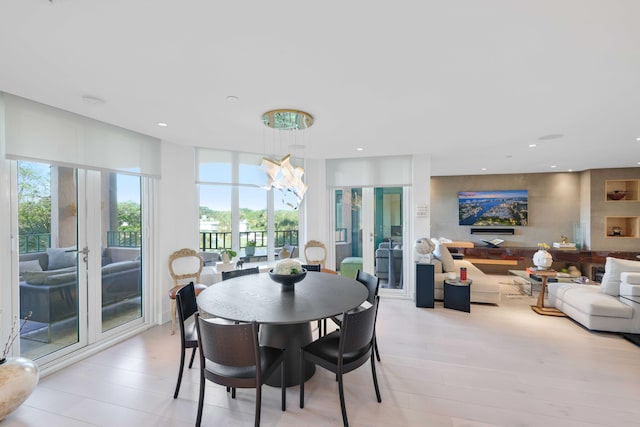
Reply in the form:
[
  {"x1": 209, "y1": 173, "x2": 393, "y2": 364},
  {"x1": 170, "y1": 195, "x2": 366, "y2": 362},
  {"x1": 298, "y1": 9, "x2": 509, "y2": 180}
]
[
  {"x1": 304, "y1": 240, "x2": 327, "y2": 269},
  {"x1": 331, "y1": 270, "x2": 381, "y2": 361},
  {"x1": 299, "y1": 297, "x2": 381, "y2": 427},
  {"x1": 221, "y1": 266, "x2": 260, "y2": 281},
  {"x1": 168, "y1": 248, "x2": 208, "y2": 334},
  {"x1": 301, "y1": 264, "x2": 324, "y2": 336},
  {"x1": 195, "y1": 314, "x2": 286, "y2": 427},
  {"x1": 173, "y1": 282, "x2": 198, "y2": 399}
]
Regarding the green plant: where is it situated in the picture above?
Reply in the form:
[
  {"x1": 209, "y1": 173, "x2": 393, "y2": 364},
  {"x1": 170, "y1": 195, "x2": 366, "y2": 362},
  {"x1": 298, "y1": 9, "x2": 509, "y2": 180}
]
[
  {"x1": 222, "y1": 249, "x2": 237, "y2": 258},
  {"x1": 247, "y1": 240, "x2": 256, "y2": 247}
]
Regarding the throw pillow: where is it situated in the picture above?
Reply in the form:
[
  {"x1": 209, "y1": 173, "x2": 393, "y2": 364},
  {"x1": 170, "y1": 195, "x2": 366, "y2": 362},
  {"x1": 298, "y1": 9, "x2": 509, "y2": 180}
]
[
  {"x1": 47, "y1": 247, "x2": 77, "y2": 270},
  {"x1": 431, "y1": 238, "x2": 455, "y2": 272},
  {"x1": 19, "y1": 259, "x2": 43, "y2": 274},
  {"x1": 599, "y1": 257, "x2": 640, "y2": 296}
]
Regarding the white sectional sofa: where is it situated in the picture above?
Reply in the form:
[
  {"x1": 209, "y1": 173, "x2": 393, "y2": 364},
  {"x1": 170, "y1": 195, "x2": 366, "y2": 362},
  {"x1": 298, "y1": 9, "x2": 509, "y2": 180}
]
[
  {"x1": 548, "y1": 257, "x2": 640, "y2": 333},
  {"x1": 431, "y1": 240, "x2": 501, "y2": 305}
]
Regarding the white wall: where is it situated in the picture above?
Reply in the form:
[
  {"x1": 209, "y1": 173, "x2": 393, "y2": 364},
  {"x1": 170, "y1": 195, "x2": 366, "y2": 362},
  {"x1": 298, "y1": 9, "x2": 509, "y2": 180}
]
[
  {"x1": 156, "y1": 141, "x2": 200, "y2": 324},
  {"x1": 302, "y1": 158, "x2": 330, "y2": 267}
]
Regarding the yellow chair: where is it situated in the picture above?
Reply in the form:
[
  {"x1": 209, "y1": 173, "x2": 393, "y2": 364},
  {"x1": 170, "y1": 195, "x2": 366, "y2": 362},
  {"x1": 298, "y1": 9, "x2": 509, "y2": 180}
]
[{"x1": 168, "y1": 248, "x2": 208, "y2": 334}]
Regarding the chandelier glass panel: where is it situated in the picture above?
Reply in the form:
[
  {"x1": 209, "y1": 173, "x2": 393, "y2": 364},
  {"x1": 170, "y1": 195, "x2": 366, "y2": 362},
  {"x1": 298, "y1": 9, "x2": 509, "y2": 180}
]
[{"x1": 261, "y1": 109, "x2": 313, "y2": 209}]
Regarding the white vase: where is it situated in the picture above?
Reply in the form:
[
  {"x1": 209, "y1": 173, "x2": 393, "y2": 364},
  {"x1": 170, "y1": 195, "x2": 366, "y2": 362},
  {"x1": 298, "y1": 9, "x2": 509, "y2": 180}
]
[
  {"x1": 532, "y1": 250, "x2": 553, "y2": 270},
  {"x1": 0, "y1": 357, "x2": 39, "y2": 421}
]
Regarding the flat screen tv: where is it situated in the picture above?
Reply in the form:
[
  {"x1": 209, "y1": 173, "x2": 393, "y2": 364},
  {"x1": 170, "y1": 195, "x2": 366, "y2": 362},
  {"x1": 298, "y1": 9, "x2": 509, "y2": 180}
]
[{"x1": 458, "y1": 190, "x2": 528, "y2": 226}]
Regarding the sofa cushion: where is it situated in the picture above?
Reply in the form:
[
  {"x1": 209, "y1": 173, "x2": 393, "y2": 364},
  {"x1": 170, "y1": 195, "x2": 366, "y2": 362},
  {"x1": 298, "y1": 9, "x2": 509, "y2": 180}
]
[
  {"x1": 19, "y1": 259, "x2": 43, "y2": 274},
  {"x1": 22, "y1": 267, "x2": 75, "y2": 285},
  {"x1": 555, "y1": 284, "x2": 632, "y2": 318},
  {"x1": 432, "y1": 239, "x2": 455, "y2": 272},
  {"x1": 621, "y1": 272, "x2": 640, "y2": 285},
  {"x1": 47, "y1": 247, "x2": 77, "y2": 270},
  {"x1": 600, "y1": 257, "x2": 640, "y2": 296},
  {"x1": 101, "y1": 260, "x2": 141, "y2": 275}
]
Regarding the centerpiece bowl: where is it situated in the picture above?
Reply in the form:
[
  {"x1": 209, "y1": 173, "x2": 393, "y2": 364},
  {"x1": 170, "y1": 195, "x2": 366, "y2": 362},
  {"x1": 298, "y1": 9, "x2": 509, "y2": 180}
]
[{"x1": 269, "y1": 269, "x2": 307, "y2": 287}]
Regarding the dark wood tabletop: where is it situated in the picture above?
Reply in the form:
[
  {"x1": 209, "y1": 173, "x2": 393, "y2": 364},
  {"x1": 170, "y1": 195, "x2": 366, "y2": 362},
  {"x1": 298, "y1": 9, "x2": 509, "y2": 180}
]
[{"x1": 197, "y1": 271, "x2": 368, "y2": 325}]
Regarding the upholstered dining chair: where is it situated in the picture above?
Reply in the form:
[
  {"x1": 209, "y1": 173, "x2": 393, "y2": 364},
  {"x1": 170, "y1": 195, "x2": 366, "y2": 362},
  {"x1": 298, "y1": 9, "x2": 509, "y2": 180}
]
[
  {"x1": 304, "y1": 240, "x2": 327, "y2": 269},
  {"x1": 173, "y1": 282, "x2": 198, "y2": 399},
  {"x1": 221, "y1": 266, "x2": 260, "y2": 281},
  {"x1": 299, "y1": 297, "x2": 381, "y2": 427},
  {"x1": 168, "y1": 248, "x2": 208, "y2": 334},
  {"x1": 195, "y1": 314, "x2": 286, "y2": 427},
  {"x1": 331, "y1": 270, "x2": 381, "y2": 361}
]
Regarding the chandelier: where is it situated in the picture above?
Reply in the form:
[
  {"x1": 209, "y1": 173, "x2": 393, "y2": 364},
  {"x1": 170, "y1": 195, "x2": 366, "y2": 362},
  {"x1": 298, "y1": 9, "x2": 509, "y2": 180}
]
[{"x1": 261, "y1": 109, "x2": 313, "y2": 208}]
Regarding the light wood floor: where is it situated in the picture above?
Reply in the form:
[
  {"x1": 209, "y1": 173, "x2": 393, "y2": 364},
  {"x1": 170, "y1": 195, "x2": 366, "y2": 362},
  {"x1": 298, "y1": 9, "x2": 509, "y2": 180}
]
[{"x1": 5, "y1": 280, "x2": 640, "y2": 427}]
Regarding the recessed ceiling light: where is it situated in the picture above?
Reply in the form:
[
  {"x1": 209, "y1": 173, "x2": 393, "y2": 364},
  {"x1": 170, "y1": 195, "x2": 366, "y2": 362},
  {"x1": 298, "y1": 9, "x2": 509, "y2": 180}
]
[
  {"x1": 528, "y1": 144, "x2": 537, "y2": 148},
  {"x1": 82, "y1": 95, "x2": 104, "y2": 105},
  {"x1": 568, "y1": 169, "x2": 573, "y2": 172},
  {"x1": 481, "y1": 167, "x2": 487, "y2": 171},
  {"x1": 636, "y1": 137, "x2": 640, "y2": 141},
  {"x1": 356, "y1": 147, "x2": 364, "y2": 151},
  {"x1": 157, "y1": 122, "x2": 168, "y2": 127},
  {"x1": 538, "y1": 134, "x2": 564, "y2": 140},
  {"x1": 550, "y1": 165, "x2": 557, "y2": 168},
  {"x1": 226, "y1": 96, "x2": 239, "y2": 102}
]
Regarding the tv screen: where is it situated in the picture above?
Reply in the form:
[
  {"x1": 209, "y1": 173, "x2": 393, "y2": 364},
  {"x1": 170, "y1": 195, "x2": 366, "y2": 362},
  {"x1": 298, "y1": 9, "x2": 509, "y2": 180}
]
[{"x1": 458, "y1": 190, "x2": 528, "y2": 226}]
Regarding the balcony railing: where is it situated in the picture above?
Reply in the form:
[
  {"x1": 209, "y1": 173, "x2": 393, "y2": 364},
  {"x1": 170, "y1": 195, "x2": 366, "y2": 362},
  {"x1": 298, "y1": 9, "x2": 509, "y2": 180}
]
[
  {"x1": 200, "y1": 230, "x2": 299, "y2": 251},
  {"x1": 107, "y1": 231, "x2": 142, "y2": 248},
  {"x1": 18, "y1": 233, "x2": 51, "y2": 254}
]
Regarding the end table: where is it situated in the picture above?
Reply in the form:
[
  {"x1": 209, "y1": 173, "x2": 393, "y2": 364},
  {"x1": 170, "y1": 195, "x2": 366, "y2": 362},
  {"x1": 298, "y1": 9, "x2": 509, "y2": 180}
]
[{"x1": 444, "y1": 279, "x2": 472, "y2": 312}]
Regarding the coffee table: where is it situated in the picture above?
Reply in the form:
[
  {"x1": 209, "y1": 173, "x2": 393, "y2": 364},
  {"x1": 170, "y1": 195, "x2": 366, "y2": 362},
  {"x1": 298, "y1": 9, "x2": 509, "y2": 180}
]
[{"x1": 443, "y1": 279, "x2": 472, "y2": 312}]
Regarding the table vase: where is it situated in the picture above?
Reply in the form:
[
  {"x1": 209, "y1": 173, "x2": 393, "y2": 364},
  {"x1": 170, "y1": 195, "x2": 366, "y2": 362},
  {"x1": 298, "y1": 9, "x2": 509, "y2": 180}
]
[{"x1": 533, "y1": 249, "x2": 553, "y2": 270}]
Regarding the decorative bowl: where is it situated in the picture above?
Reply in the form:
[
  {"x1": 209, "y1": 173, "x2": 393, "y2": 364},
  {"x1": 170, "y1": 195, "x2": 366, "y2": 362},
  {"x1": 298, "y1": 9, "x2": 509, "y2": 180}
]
[
  {"x1": 268, "y1": 269, "x2": 307, "y2": 287},
  {"x1": 608, "y1": 191, "x2": 627, "y2": 200}
]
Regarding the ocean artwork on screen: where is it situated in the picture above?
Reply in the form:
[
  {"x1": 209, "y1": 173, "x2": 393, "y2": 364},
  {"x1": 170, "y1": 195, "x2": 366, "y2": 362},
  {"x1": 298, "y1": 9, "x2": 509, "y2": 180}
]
[{"x1": 458, "y1": 190, "x2": 528, "y2": 226}]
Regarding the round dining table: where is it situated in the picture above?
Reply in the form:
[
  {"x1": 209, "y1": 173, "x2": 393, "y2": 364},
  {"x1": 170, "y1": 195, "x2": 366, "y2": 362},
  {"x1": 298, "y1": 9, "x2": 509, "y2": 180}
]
[{"x1": 196, "y1": 271, "x2": 368, "y2": 387}]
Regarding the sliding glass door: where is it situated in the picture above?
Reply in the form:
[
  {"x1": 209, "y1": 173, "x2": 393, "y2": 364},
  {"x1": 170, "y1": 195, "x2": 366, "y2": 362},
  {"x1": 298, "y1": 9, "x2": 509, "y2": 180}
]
[
  {"x1": 334, "y1": 186, "x2": 408, "y2": 294},
  {"x1": 16, "y1": 161, "x2": 144, "y2": 363}
]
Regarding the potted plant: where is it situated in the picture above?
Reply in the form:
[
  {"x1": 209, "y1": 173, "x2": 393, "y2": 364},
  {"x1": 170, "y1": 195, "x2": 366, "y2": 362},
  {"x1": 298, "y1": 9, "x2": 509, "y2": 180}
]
[
  {"x1": 245, "y1": 240, "x2": 256, "y2": 256},
  {"x1": 221, "y1": 249, "x2": 237, "y2": 263}
]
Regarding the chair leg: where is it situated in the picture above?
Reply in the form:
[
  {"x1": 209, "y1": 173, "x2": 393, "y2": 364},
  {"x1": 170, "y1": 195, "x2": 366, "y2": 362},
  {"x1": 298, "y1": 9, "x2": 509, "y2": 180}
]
[
  {"x1": 281, "y1": 357, "x2": 286, "y2": 411},
  {"x1": 170, "y1": 299, "x2": 176, "y2": 335},
  {"x1": 196, "y1": 366, "x2": 205, "y2": 427},
  {"x1": 255, "y1": 385, "x2": 262, "y2": 427},
  {"x1": 370, "y1": 352, "x2": 382, "y2": 402},
  {"x1": 337, "y1": 371, "x2": 349, "y2": 427},
  {"x1": 188, "y1": 347, "x2": 197, "y2": 369},
  {"x1": 232, "y1": 387, "x2": 236, "y2": 398},
  {"x1": 374, "y1": 334, "x2": 381, "y2": 362},
  {"x1": 173, "y1": 346, "x2": 186, "y2": 399},
  {"x1": 299, "y1": 350, "x2": 305, "y2": 408},
  {"x1": 317, "y1": 319, "x2": 322, "y2": 337}
]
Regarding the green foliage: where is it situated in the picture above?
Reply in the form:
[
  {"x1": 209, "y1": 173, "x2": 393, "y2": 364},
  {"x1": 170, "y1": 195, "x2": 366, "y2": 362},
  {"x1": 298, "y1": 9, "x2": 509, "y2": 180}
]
[
  {"x1": 118, "y1": 201, "x2": 141, "y2": 231},
  {"x1": 18, "y1": 162, "x2": 51, "y2": 235},
  {"x1": 200, "y1": 207, "x2": 298, "y2": 231}
]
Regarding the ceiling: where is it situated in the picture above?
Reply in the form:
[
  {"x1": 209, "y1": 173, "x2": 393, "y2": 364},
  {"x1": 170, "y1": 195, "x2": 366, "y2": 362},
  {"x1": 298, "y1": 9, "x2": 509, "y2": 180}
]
[{"x1": 1, "y1": 0, "x2": 640, "y2": 176}]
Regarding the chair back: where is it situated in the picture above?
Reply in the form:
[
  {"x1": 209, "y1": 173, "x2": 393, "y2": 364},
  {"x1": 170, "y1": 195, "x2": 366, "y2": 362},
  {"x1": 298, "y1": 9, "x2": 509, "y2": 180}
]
[
  {"x1": 340, "y1": 297, "x2": 378, "y2": 355},
  {"x1": 221, "y1": 266, "x2": 260, "y2": 281},
  {"x1": 175, "y1": 282, "x2": 198, "y2": 324},
  {"x1": 301, "y1": 264, "x2": 321, "y2": 272},
  {"x1": 169, "y1": 248, "x2": 204, "y2": 286},
  {"x1": 196, "y1": 314, "x2": 259, "y2": 368},
  {"x1": 304, "y1": 240, "x2": 327, "y2": 268},
  {"x1": 356, "y1": 270, "x2": 380, "y2": 304}
]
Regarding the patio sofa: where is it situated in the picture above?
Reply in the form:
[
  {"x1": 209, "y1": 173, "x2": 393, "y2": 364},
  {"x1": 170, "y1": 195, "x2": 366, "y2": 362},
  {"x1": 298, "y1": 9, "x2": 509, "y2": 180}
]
[
  {"x1": 548, "y1": 257, "x2": 640, "y2": 333},
  {"x1": 431, "y1": 240, "x2": 501, "y2": 305},
  {"x1": 19, "y1": 247, "x2": 141, "y2": 325}
]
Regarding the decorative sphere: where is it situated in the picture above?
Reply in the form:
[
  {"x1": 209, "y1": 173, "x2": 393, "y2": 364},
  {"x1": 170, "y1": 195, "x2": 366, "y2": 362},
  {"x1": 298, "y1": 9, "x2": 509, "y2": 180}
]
[
  {"x1": 533, "y1": 249, "x2": 553, "y2": 270},
  {"x1": 414, "y1": 238, "x2": 436, "y2": 255}
]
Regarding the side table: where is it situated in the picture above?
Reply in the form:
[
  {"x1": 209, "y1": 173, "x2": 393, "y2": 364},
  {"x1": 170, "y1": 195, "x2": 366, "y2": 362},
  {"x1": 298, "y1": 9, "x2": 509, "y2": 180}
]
[
  {"x1": 444, "y1": 279, "x2": 472, "y2": 312},
  {"x1": 530, "y1": 269, "x2": 566, "y2": 317}
]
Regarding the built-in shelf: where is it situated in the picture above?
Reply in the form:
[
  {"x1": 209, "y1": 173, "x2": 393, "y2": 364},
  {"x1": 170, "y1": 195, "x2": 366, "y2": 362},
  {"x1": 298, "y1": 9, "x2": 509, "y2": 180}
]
[
  {"x1": 605, "y1": 216, "x2": 640, "y2": 238},
  {"x1": 605, "y1": 179, "x2": 639, "y2": 201}
]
